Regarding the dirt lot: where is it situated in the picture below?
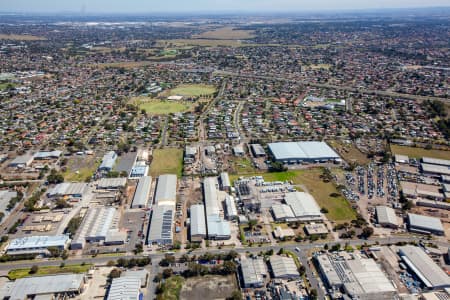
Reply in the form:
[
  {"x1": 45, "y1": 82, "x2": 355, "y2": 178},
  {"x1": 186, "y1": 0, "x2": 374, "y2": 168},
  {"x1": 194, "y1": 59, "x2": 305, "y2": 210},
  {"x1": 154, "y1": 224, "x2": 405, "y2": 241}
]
[{"x1": 180, "y1": 275, "x2": 238, "y2": 300}]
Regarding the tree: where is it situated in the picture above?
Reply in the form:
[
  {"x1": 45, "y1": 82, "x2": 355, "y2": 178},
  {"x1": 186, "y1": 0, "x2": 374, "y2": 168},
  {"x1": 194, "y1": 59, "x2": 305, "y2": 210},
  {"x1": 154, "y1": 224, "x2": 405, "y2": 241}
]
[
  {"x1": 298, "y1": 265, "x2": 306, "y2": 276},
  {"x1": 107, "y1": 260, "x2": 116, "y2": 267},
  {"x1": 248, "y1": 219, "x2": 257, "y2": 231},
  {"x1": 320, "y1": 207, "x2": 329, "y2": 214},
  {"x1": 222, "y1": 261, "x2": 237, "y2": 274},
  {"x1": 109, "y1": 268, "x2": 122, "y2": 279},
  {"x1": 162, "y1": 268, "x2": 173, "y2": 279},
  {"x1": 309, "y1": 288, "x2": 318, "y2": 300},
  {"x1": 29, "y1": 265, "x2": 39, "y2": 274},
  {"x1": 47, "y1": 169, "x2": 64, "y2": 184},
  {"x1": 55, "y1": 198, "x2": 71, "y2": 209},
  {"x1": 227, "y1": 290, "x2": 243, "y2": 300},
  {"x1": 361, "y1": 226, "x2": 374, "y2": 239}
]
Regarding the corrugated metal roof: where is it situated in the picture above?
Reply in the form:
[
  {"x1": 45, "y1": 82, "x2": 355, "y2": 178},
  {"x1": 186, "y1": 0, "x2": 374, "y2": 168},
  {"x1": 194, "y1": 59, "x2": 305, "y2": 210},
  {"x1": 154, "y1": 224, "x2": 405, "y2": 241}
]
[
  {"x1": 220, "y1": 172, "x2": 231, "y2": 188},
  {"x1": 131, "y1": 176, "x2": 152, "y2": 208},
  {"x1": 269, "y1": 256, "x2": 299, "y2": 278},
  {"x1": 285, "y1": 192, "x2": 322, "y2": 218},
  {"x1": 422, "y1": 157, "x2": 450, "y2": 167},
  {"x1": 204, "y1": 177, "x2": 220, "y2": 216},
  {"x1": 97, "y1": 177, "x2": 127, "y2": 189},
  {"x1": 7, "y1": 235, "x2": 69, "y2": 251},
  {"x1": 268, "y1": 141, "x2": 340, "y2": 161},
  {"x1": 107, "y1": 277, "x2": 140, "y2": 300},
  {"x1": 154, "y1": 174, "x2": 177, "y2": 205},
  {"x1": 399, "y1": 246, "x2": 450, "y2": 289},
  {"x1": 376, "y1": 206, "x2": 398, "y2": 226},
  {"x1": 225, "y1": 195, "x2": 238, "y2": 218},
  {"x1": 241, "y1": 258, "x2": 267, "y2": 287},
  {"x1": 422, "y1": 163, "x2": 450, "y2": 176},
  {"x1": 408, "y1": 213, "x2": 444, "y2": 233},
  {"x1": 99, "y1": 151, "x2": 117, "y2": 171},
  {"x1": 190, "y1": 204, "x2": 206, "y2": 237},
  {"x1": 271, "y1": 204, "x2": 295, "y2": 220},
  {"x1": 148, "y1": 204, "x2": 174, "y2": 244}
]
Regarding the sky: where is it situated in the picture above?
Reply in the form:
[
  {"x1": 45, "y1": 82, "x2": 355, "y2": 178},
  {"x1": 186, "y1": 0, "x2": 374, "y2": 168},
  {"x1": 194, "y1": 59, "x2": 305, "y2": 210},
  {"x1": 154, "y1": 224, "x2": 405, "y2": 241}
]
[{"x1": 0, "y1": 0, "x2": 449, "y2": 13}]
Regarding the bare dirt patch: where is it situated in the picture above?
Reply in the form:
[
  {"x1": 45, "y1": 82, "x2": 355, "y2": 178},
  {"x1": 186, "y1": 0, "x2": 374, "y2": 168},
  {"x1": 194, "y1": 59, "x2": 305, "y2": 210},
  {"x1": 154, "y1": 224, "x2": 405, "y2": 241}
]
[{"x1": 180, "y1": 275, "x2": 238, "y2": 300}]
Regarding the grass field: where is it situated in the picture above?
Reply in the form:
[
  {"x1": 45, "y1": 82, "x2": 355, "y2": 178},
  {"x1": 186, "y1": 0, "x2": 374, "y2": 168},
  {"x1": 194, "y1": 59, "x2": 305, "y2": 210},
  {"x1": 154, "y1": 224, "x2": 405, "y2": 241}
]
[
  {"x1": 195, "y1": 27, "x2": 255, "y2": 40},
  {"x1": 169, "y1": 84, "x2": 216, "y2": 97},
  {"x1": 96, "y1": 61, "x2": 154, "y2": 69},
  {"x1": 390, "y1": 145, "x2": 450, "y2": 159},
  {"x1": 157, "y1": 39, "x2": 245, "y2": 47},
  {"x1": 329, "y1": 140, "x2": 370, "y2": 165},
  {"x1": 0, "y1": 82, "x2": 13, "y2": 91},
  {"x1": 135, "y1": 98, "x2": 193, "y2": 115},
  {"x1": 158, "y1": 275, "x2": 184, "y2": 300},
  {"x1": 231, "y1": 169, "x2": 356, "y2": 223},
  {"x1": 0, "y1": 34, "x2": 46, "y2": 41},
  {"x1": 150, "y1": 148, "x2": 183, "y2": 177},
  {"x1": 63, "y1": 156, "x2": 99, "y2": 182},
  {"x1": 8, "y1": 264, "x2": 92, "y2": 280},
  {"x1": 230, "y1": 157, "x2": 256, "y2": 174}
]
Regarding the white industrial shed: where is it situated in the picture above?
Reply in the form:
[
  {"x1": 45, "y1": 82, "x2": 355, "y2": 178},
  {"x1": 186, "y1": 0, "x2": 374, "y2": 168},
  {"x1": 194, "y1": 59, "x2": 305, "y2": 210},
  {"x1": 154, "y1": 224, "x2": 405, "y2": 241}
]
[
  {"x1": 422, "y1": 157, "x2": 450, "y2": 167},
  {"x1": 399, "y1": 246, "x2": 450, "y2": 290},
  {"x1": 47, "y1": 182, "x2": 88, "y2": 198},
  {"x1": 375, "y1": 206, "x2": 398, "y2": 228},
  {"x1": 203, "y1": 177, "x2": 231, "y2": 240},
  {"x1": 154, "y1": 174, "x2": 177, "y2": 205},
  {"x1": 240, "y1": 258, "x2": 267, "y2": 288},
  {"x1": 98, "y1": 151, "x2": 118, "y2": 172},
  {"x1": 269, "y1": 256, "x2": 300, "y2": 279},
  {"x1": 284, "y1": 192, "x2": 323, "y2": 222},
  {"x1": 131, "y1": 176, "x2": 152, "y2": 208},
  {"x1": 225, "y1": 195, "x2": 238, "y2": 220},
  {"x1": 0, "y1": 274, "x2": 86, "y2": 300},
  {"x1": 107, "y1": 277, "x2": 141, "y2": 300},
  {"x1": 271, "y1": 204, "x2": 295, "y2": 221},
  {"x1": 71, "y1": 207, "x2": 120, "y2": 249},
  {"x1": 190, "y1": 204, "x2": 206, "y2": 242},
  {"x1": 407, "y1": 213, "x2": 444, "y2": 235},
  {"x1": 6, "y1": 235, "x2": 70, "y2": 255},
  {"x1": 97, "y1": 177, "x2": 127, "y2": 190},
  {"x1": 147, "y1": 205, "x2": 175, "y2": 245},
  {"x1": 220, "y1": 172, "x2": 231, "y2": 191},
  {"x1": 268, "y1": 141, "x2": 340, "y2": 163}
]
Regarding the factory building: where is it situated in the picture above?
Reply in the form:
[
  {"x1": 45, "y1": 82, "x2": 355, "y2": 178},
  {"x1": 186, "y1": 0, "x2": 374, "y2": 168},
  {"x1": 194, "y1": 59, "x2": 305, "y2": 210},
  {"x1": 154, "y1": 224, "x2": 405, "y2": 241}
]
[
  {"x1": 107, "y1": 277, "x2": 141, "y2": 300},
  {"x1": 225, "y1": 195, "x2": 238, "y2": 220},
  {"x1": 98, "y1": 151, "x2": 118, "y2": 172},
  {"x1": 146, "y1": 174, "x2": 177, "y2": 245},
  {"x1": 268, "y1": 141, "x2": 340, "y2": 163},
  {"x1": 269, "y1": 256, "x2": 300, "y2": 279},
  {"x1": 8, "y1": 153, "x2": 34, "y2": 168},
  {"x1": 154, "y1": 174, "x2": 177, "y2": 205},
  {"x1": 189, "y1": 204, "x2": 206, "y2": 242},
  {"x1": 71, "y1": 207, "x2": 123, "y2": 249},
  {"x1": 240, "y1": 258, "x2": 267, "y2": 288},
  {"x1": 284, "y1": 192, "x2": 323, "y2": 222},
  {"x1": 315, "y1": 253, "x2": 396, "y2": 300},
  {"x1": 97, "y1": 177, "x2": 127, "y2": 190},
  {"x1": 271, "y1": 204, "x2": 296, "y2": 222},
  {"x1": 6, "y1": 235, "x2": 70, "y2": 255},
  {"x1": 131, "y1": 176, "x2": 152, "y2": 208},
  {"x1": 398, "y1": 246, "x2": 450, "y2": 290},
  {"x1": 203, "y1": 177, "x2": 231, "y2": 240},
  {"x1": 219, "y1": 172, "x2": 231, "y2": 191},
  {"x1": 422, "y1": 157, "x2": 450, "y2": 167},
  {"x1": 0, "y1": 274, "x2": 86, "y2": 300},
  {"x1": 47, "y1": 182, "x2": 88, "y2": 198},
  {"x1": 375, "y1": 206, "x2": 399, "y2": 228},
  {"x1": 147, "y1": 205, "x2": 175, "y2": 245},
  {"x1": 421, "y1": 163, "x2": 450, "y2": 177},
  {"x1": 250, "y1": 144, "x2": 266, "y2": 157},
  {"x1": 407, "y1": 213, "x2": 444, "y2": 235},
  {"x1": 129, "y1": 164, "x2": 149, "y2": 179},
  {"x1": 33, "y1": 150, "x2": 62, "y2": 160}
]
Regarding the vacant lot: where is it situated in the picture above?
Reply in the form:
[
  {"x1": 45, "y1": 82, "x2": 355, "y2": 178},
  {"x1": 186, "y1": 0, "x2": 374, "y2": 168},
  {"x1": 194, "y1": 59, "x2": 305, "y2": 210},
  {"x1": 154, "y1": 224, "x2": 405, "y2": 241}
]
[
  {"x1": 180, "y1": 275, "x2": 237, "y2": 300},
  {"x1": 195, "y1": 27, "x2": 255, "y2": 40},
  {"x1": 390, "y1": 145, "x2": 450, "y2": 159},
  {"x1": 150, "y1": 148, "x2": 183, "y2": 177},
  {"x1": 135, "y1": 98, "x2": 193, "y2": 115},
  {"x1": 231, "y1": 168, "x2": 356, "y2": 223},
  {"x1": 157, "y1": 39, "x2": 245, "y2": 47},
  {"x1": 329, "y1": 140, "x2": 370, "y2": 165},
  {"x1": 96, "y1": 61, "x2": 154, "y2": 69},
  {"x1": 8, "y1": 264, "x2": 92, "y2": 280},
  {"x1": 230, "y1": 157, "x2": 256, "y2": 174},
  {"x1": 63, "y1": 155, "x2": 99, "y2": 182},
  {"x1": 169, "y1": 84, "x2": 216, "y2": 97},
  {"x1": 0, "y1": 34, "x2": 46, "y2": 41},
  {"x1": 158, "y1": 275, "x2": 184, "y2": 300}
]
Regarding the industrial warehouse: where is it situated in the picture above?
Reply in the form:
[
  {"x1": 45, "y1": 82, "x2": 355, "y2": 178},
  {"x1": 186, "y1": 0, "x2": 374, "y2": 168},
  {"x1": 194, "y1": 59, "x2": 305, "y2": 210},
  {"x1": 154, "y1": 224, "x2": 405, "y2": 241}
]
[
  {"x1": 268, "y1": 141, "x2": 340, "y2": 163},
  {"x1": 271, "y1": 192, "x2": 323, "y2": 222},
  {"x1": 203, "y1": 177, "x2": 231, "y2": 240},
  {"x1": 189, "y1": 204, "x2": 206, "y2": 242},
  {"x1": 131, "y1": 176, "x2": 152, "y2": 208},
  {"x1": 6, "y1": 235, "x2": 70, "y2": 255},
  {"x1": 315, "y1": 252, "x2": 397, "y2": 300},
  {"x1": 407, "y1": 213, "x2": 445, "y2": 235},
  {"x1": 147, "y1": 174, "x2": 177, "y2": 245}
]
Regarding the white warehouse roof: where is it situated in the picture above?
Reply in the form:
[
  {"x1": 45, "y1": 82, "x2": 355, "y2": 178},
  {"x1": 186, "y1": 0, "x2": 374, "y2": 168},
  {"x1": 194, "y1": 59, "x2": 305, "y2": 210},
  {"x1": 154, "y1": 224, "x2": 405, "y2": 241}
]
[
  {"x1": 422, "y1": 157, "x2": 450, "y2": 167},
  {"x1": 376, "y1": 206, "x2": 398, "y2": 227},
  {"x1": 190, "y1": 204, "x2": 206, "y2": 237},
  {"x1": 148, "y1": 204, "x2": 175, "y2": 245},
  {"x1": 408, "y1": 213, "x2": 444, "y2": 234},
  {"x1": 7, "y1": 235, "x2": 70, "y2": 252},
  {"x1": 399, "y1": 246, "x2": 450, "y2": 289},
  {"x1": 97, "y1": 177, "x2": 127, "y2": 189},
  {"x1": 269, "y1": 256, "x2": 300, "y2": 278},
  {"x1": 204, "y1": 177, "x2": 220, "y2": 217},
  {"x1": 131, "y1": 176, "x2": 152, "y2": 208},
  {"x1": 107, "y1": 277, "x2": 141, "y2": 300},
  {"x1": 285, "y1": 192, "x2": 322, "y2": 220},
  {"x1": 271, "y1": 204, "x2": 295, "y2": 220},
  {"x1": 268, "y1": 141, "x2": 340, "y2": 161},
  {"x1": 154, "y1": 174, "x2": 177, "y2": 205}
]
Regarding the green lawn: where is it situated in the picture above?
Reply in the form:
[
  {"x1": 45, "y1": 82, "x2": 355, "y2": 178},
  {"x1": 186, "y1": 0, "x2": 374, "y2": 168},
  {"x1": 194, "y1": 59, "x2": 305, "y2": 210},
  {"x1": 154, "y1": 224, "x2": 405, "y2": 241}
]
[
  {"x1": 390, "y1": 144, "x2": 450, "y2": 160},
  {"x1": 157, "y1": 275, "x2": 184, "y2": 300},
  {"x1": 8, "y1": 264, "x2": 92, "y2": 280},
  {"x1": 138, "y1": 99, "x2": 192, "y2": 115},
  {"x1": 63, "y1": 156, "x2": 99, "y2": 182},
  {"x1": 150, "y1": 148, "x2": 183, "y2": 177},
  {"x1": 230, "y1": 157, "x2": 256, "y2": 174},
  {"x1": 0, "y1": 82, "x2": 13, "y2": 91},
  {"x1": 231, "y1": 169, "x2": 356, "y2": 224},
  {"x1": 169, "y1": 84, "x2": 216, "y2": 97}
]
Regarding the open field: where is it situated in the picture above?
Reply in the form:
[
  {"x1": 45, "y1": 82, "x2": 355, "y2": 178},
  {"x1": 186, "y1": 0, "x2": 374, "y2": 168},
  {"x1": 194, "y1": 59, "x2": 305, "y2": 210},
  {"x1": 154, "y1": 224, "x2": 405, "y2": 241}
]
[
  {"x1": 390, "y1": 145, "x2": 450, "y2": 159},
  {"x1": 169, "y1": 84, "x2": 216, "y2": 97},
  {"x1": 329, "y1": 140, "x2": 370, "y2": 165},
  {"x1": 8, "y1": 264, "x2": 92, "y2": 280},
  {"x1": 63, "y1": 155, "x2": 99, "y2": 182},
  {"x1": 195, "y1": 27, "x2": 255, "y2": 40},
  {"x1": 0, "y1": 34, "x2": 46, "y2": 41},
  {"x1": 230, "y1": 157, "x2": 256, "y2": 174},
  {"x1": 133, "y1": 97, "x2": 193, "y2": 115},
  {"x1": 0, "y1": 83, "x2": 14, "y2": 91},
  {"x1": 150, "y1": 148, "x2": 183, "y2": 177},
  {"x1": 231, "y1": 168, "x2": 356, "y2": 223},
  {"x1": 158, "y1": 275, "x2": 184, "y2": 300},
  {"x1": 180, "y1": 275, "x2": 237, "y2": 300},
  {"x1": 95, "y1": 61, "x2": 154, "y2": 69},
  {"x1": 157, "y1": 39, "x2": 245, "y2": 47}
]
